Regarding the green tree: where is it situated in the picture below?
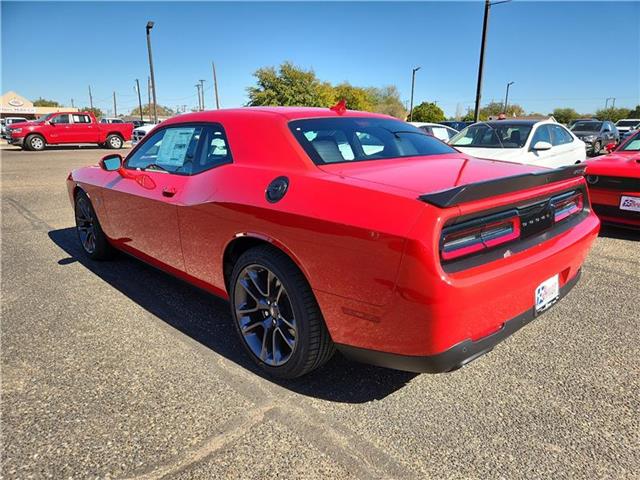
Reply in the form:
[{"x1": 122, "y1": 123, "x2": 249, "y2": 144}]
[
  {"x1": 130, "y1": 103, "x2": 175, "y2": 117},
  {"x1": 33, "y1": 97, "x2": 60, "y2": 107},
  {"x1": 365, "y1": 86, "x2": 406, "y2": 119},
  {"x1": 247, "y1": 62, "x2": 335, "y2": 107},
  {"x1": 80, "y1": 106, "x2": 104, "y2": 118},
  {"x1": 410, "y1": 102, "x2": 445, "y2": 123},
  {"x1": 480, "y1": 101, "x2": 524, "y2": 119},
  {"x1": 551, "y1": 108, "x2": 580, "y2": 124},
  {"x1": 333, "y1": 83, "x2": 373, "y2": 111},
  {"x1": 595, "y1": 107, "x2": 631, "y2": 122},
  {"x1": 627, "y1": 105, "x2": 640, "y2": 118}
]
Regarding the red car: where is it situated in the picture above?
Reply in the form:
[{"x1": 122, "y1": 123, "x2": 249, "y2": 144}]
[
  {"x1": 66, "y1": 107, "x2": 599, "y2": 378},
  {"x1": 585, "y1": 131, "x2": 640, "y2": 229},
  {"x1": 7, "y1": 111, "x2": 133, "y2": 151}
]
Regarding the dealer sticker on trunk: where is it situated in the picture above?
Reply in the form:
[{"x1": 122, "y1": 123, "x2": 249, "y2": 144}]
[
  {"x1": 535, "y1": 274, "x2": 559, "y2": 313},
  {"x1": 620, "y1": 195, "x2": 640, "y2": 212}
]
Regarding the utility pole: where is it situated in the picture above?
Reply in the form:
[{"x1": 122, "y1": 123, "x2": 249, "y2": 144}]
[
  {"x1": 199, "y1": 79, "x2": 206, "y2": 110},
  {"x1": 212, "y1": 61, "x2": 220, "y2": 109},
  {"x1": 88, "y1": 85, "x2": 94, "y2": 110},
  {"x1": 135, "y1": 79, "x2": 143, "y2": 122},
  {"x1": 71, "y1": 98, "x2": 75, "y2": 108},
  {"x1": 503, "y1": 81, "x2": 514, "y2": 114},
  {"x1": 146, "y1": 21, "x2": 158, "y2": 123},
  {"x1": 409, "y1": 66, "x2": 421, "y2": 121},
  {"x1": 113, "y1": 91, "x2": 117, "y2": 117},
  {"x1": 473, "y1": 0, "x2": 511, "y2": 122}
]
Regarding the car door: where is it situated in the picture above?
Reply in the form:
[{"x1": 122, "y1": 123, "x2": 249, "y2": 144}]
[
  {"x1": 100, "y1": 124, "x2": 205, "y2": 271},
  {"x1": 549, "y1": 124, "x2": 582, "y2": 166},
  {"x1": 528, "y1": 124, "x2": 558, "y2": 167},
  {"x1": 48, "y1": 114, "x2": 74, "y2": 143},
  {"x1": 71, "y1": 113, "x2": 98, "y2": 143},
  {"x1": 601, "y1": 122, "x2": 615, "y2": 146}
]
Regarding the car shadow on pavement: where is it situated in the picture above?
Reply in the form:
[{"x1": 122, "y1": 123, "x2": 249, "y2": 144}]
[
  {"x1": 48, "y1": 227, "x2": 417, "y2": 403},
  {"x1": 599, "y1": 224, "x2": 640, "y2": 240}
]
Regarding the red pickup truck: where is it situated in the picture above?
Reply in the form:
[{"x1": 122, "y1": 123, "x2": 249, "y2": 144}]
[{"x1": 5, "y1": 112, "x2": 133, "y2": 151}]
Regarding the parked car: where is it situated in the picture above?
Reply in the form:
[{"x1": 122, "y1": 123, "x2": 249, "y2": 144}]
[
  {"x1": 439, "y1": 121, "x2": 472, "y2": 132},
  {"x1": 585, "y1": 130, "x2": 640, "y2": 229},
  {"x1": 409, "y1": 122, "x2": 458, "y2": 142},
  {"x1": 131, "y1": 122, "x2": 159, "y2": 146},
  {"x1": 570, "y1": 120, "x2": 619, "y2": 156},
  {"x1": 6, "y1": 112, "x2": 133, "y2": 151},
  {"x1": 1, "y1": 116, "x2": 28, "y2": 138},
  {"x1": 67, "y1": 107, "x2": 599, "y2": 378},
  {"x1": 614, "y1": 118, "x2": 640, "y2": 138},
  {"x1": 131, "y1": 120, "x2": 153, "y2": 129},
  {"x1": 450, "y1": 119, "x2": 586, "y2": 167},
  {"x1": 100, "y1": 117, "x2": 125, "y2": 124}
]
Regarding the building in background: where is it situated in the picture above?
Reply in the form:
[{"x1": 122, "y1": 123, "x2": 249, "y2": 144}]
[{"x1": 0, "y1": 91, "x2": 78, "y2": 119}]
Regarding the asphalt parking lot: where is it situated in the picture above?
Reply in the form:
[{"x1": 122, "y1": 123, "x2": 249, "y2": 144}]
[{"x1": 1, "y1": 145, "x2": 639, "y2": 479}]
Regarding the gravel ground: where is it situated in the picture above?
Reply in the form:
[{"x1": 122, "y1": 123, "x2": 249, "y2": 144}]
[{"x1": 2, "y1": 145, "x2": 638, "y2": 479}]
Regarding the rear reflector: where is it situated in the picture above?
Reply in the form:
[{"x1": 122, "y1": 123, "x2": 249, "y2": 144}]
[
  {"x1": 551, "y1": 192, "x2": 583, "y2": 223},
  {"x1": 441, "y1": 212, "x2": 521, "y2": 261}
]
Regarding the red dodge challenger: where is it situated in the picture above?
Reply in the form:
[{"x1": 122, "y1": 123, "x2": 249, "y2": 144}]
[
  {"x1": 585, "y1": 130, "x2": 640, "y2": 229},
  {"x1": 66, "y1": 107, "x2": 600, "y2": 378}
]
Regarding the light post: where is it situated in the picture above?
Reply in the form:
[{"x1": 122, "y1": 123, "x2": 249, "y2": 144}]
[
  {"x1": 146, "y1": 21, "x2": 158, "y2": 123},
  {"x1": 409, "y1": 66, "x2": 421, "y2": 121},
  {"x1": 473, "y1": 0, "x2": 511, "y2": 122},
  {"x1": 199, "y1": 79, "x2": 206, "y2": 110},
  {"x1": 195, "y1": 83, "x2": 202, "y2": 110},
  {"x1": 503, "y1": 81, "x2": 514, "y2": 114}
]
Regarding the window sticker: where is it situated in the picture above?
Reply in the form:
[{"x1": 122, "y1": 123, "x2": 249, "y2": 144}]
[{"x1": 156, "y1": 128, "x2": 195, "y2": 166}]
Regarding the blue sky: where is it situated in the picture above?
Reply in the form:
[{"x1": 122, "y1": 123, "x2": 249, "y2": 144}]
[{"x1": 2, "y1": 1, "x2": 639, "y2": 117}]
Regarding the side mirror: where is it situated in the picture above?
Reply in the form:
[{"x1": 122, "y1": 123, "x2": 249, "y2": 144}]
[
  {"x1": 605, "y1": 142, "x2": 616, "y2": 153},
  {"x1": 532, "y1": 141, "x2": 552, "y2": 151},
  {"x1": 99, "y1": 154, "x2": 123, "y2": 172}
]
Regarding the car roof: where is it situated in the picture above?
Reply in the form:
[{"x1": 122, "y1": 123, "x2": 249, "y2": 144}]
[
  {"x1": 473, "y1": 119, "x2": 541, "y2": 126},
  {"x1": 160, "y1": 106, "x2": 394, "y2": 126}
]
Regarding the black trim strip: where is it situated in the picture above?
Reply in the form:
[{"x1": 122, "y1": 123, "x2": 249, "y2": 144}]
[
  {"x1": 419, "y1": 165, "x2": 586, "y2": 208},
  {"x1": 337, "y1": 269, "x2": 581, "y2": 373}
]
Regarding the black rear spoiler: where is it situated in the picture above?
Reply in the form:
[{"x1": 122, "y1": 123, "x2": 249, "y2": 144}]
[{"x1": 419, "y1": 165, "x2": 586, "y2": 208}]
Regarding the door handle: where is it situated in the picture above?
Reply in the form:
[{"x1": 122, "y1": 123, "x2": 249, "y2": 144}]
[{"x1": 162, "y1": 187, "x2": 177, "y2": 198}]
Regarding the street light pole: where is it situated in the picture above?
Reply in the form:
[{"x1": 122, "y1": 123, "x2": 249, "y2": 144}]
[
  {"x1": 199, "y1": 79, "x2": 206, "y2": 110},
  {"x1": 473, "y1": 0, "x2": 511, "y2": 122},
  {"x1": 409, "y1": 66, "x2": 421, "y2": 121},
  {"x1": 195, "y1": 84, "x2": 202, "y2": 110},
  {"x1": 135, "y1": 79, "x2": 143, "y2": 122},
  {"x1": 212, "y1": 61, "x2": 220, "y2": 109},
  {"x1": 113, "y1": 91, "x2": 117, "y2": 117},
  {"x1": 146, "y1": 21, "x2": 158, "y2": 123},
  {"x1": 503, "y1": 81, "x2": 514, "y2": 114},
  {"x1": 88, "y1": 85, "x2": 93, "y2": 110}
]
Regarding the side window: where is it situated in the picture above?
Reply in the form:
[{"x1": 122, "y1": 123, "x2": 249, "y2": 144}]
[
  {"x1": 192, "y1": 125, "x2": 233, "y2": 174},
  {"x1": 531, "y1": 125, "x2": 551, "y2": 147},
  {"x1": 72, "y1": 114, "x2": 91, "y2": 124},
  {"x1": 126, "y1": 126, "x2": 203, "y2": 174},
  {"x1": 51, "y1": 114, "x2": 70, "y2": 124},
  {"x1": 550, "y1": 125, "x2": 573, "y2": 145}
]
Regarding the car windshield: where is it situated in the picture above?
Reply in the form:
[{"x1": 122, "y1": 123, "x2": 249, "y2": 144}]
[
  {"x1": 571, "y1": 121, "x2": 602, "y2": 131},
  {"x1": 449, "y1": 123, "x2": 532, "y2": 149},
  {"x1": 34, "y1": 114, "x2": 53, "y2": 123},
  {"x1": 289, "y1": 117, "x2": 456, "y2": 165},
  {"x1": 620, "y1": 132, "x2": 640, "y2": 151},
  {"x1": 615, "y1": 120, "x2": 640, "y2": 127}
]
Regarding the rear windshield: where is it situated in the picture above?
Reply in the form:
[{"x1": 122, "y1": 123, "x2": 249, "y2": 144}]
[
  {"x1": 450, "y1": 123, "x2": 532, "y2": 149},
  {"x1": 289, "y1": 117, "x2": 456, "y2": 165},
  {"x1": 616, "y1": 120, "x2": 640, "y2": 127}
]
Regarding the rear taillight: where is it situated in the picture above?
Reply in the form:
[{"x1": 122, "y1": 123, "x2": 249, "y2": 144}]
[
  {"x1": 441, "y1": 212, "x2": 520, "y2": 261},
  {"x1": 551, "y1": 192, "x2": 583, "y2": 223}
]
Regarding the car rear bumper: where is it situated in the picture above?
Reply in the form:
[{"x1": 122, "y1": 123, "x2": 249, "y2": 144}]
[
  {"x1": 590, "y1": 187, "x2": 640, "y2": 228},
  {"x1": 337, "y1": 269, "x2": 581, "y2": 373}
]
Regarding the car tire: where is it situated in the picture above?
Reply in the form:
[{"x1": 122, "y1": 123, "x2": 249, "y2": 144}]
[
  {"x1": 592, "y1": 141, "x2": 602, "y2": 156},
  {"x1": 24, "y1": 134, "x2": 45, "y2": 151},
  {"x1": 105, "y1": 134, "x2": 123, "y2": 149},
  {"x1": 229, "y1": 245, "x2": 335, "y2": 379},
  {"x1": 74, "y1": 190, "x2": 114, "y2": 260}
]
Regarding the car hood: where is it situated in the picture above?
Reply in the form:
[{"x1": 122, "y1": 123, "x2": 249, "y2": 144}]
[
  {"x1": 8, "y1": 121, "x2": 37, "y2": 128},
  {"x1": 318, "y1": 153, "x2": 546, "y2": 196},
  {"x1": 586, "y1": 151, "x2": 640, "y2": 177},
  {"x1": 451, "y1": 146, "x2": 528, "y2": 162}
]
